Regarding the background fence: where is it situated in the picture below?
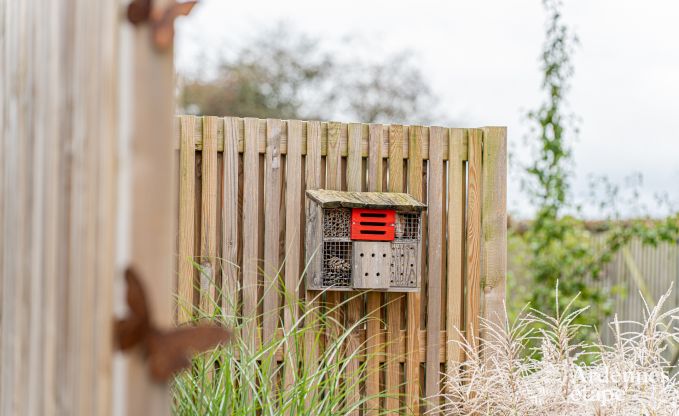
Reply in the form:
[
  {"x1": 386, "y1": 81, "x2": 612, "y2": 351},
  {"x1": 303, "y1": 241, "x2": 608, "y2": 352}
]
[
  {"x1": 591, "y1": 236, "x2": 679, "y2": 346},
  {"x1": 174, "y1": 115, "x2": 507, "y2": 414}
]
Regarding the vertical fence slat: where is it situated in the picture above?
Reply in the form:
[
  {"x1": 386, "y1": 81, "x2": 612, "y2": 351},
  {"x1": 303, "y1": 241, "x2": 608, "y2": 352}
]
[
  {"x1": 304, "y1": 120, "x2": 323, "y2": 408},
  {"x1": 284, "y1": 120, "x2": 303, "y2": 389},
  {"x1": 386, "y1": 124, "x2": 404, "y2": 412},
  {"x1": 178, "y1": 116, "x2": 196, "y2": 323},
  {"x1": 243, "y1": 118, "x2": 261, "y2": 352},
  {"x1": 345, "y1": 123, "x2": 363, "y2": 415},
  {"x1": 481, "y1": 127, "x2": 507, "y2": 331},
  {"x1": 466, "y1": 129, "x2": 483, "y2": 346},
  {"x1": 425, "y1": 127, "x2": 446, "y2": 410},
  {"x1": 447, "y1": 129, "x2": 467, "y2": 373},
  {"x1": 200, "y1": 116, "x2": 219, "y2": 316},
  {"x1": 325, "y1": 122, "x2": 343, "y2": 340},
  {"x1": 406, "y1": 125, "x2": 424, "y2": 415},
  {"x1": 222, "y1": 117, "x2": 240, "y2": 323},
  {"x1": 365, "y1": 123, "x2": 383, "y2": 416},
  {"x1": 263, "y1": 119, "x2": 282, "y2": 348}
]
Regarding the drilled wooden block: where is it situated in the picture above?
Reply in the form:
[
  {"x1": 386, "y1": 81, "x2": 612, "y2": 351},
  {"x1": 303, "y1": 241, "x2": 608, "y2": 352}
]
[
  {"x1": 391, "y1": 242, "x2": 419, "y2": 288},
  {"x1": 352, "y1": 241, "x2": 391, "y2": 289}
]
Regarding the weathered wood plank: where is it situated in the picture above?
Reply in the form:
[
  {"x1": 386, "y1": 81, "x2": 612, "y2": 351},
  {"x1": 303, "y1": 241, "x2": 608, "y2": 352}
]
[
  {"x1": 283, "y1": 119, "x2": 303, "y2": 390},
  {"x1": 126, "y1": 1, "x2": 176, "y2": 412},
  {"x1": 325, "y1": 122, "x2": 343, "y2": 347},
  {"x1": 200, "y1": 116, "x2": 219, "y2": 316},
  {"x1": 303, "y1": 121, "x2": 323, "y2": 409},
  {"x1": 466, "y1": 129, "x2": 483, "y2": 348},
  {"x1": 263, "y1": 119, "x2": 283, "y2": 350},
  {"x1": 364, "y1": 123, "x2": 384, "y2": 416},
  {"x1": 242, "y1": 118, "x2": 261, "y2": 353},
  {"x1": 177, "y1": 117, "x2": 468, "y2": 162},
  {"x1": 405, "y1": 125, "x2": 424, "y2": 415},
  {"x1": 447, "y1": 129, "x2": 467, "y2": 375},
  {"x1": 345, "y1": 123, "x2": 364, "y2": 415},
  {"x1": 222, "y1": 117, "x2": 240, "y2": 323},
  {"x1": 178, "y1": 116, "x2": 196, "y2": 322},
  {"x1": 306, "y1": 190, "x2": 425, "y2": 210},
  {"x1": 425, "y1": 127, "x2": 446, "y2": 410},
  {"x1": 386, "y1": 124, "x2": 404, "y2": 412},
  {"x1": 481, "y1": 127, "x2": 507, "y2": 341}
]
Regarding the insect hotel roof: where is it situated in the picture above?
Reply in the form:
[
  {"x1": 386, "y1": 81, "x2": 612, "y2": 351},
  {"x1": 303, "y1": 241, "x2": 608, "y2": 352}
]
[{"x1": 306, "y1": 190, "x2": 427, "y2": 212}]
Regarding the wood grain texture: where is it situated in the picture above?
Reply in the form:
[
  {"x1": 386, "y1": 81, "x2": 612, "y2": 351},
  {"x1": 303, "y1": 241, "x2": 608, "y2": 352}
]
[
  {"x1": 466, "y1": 129, "x2": 483, "y2": 349},
  {"x1": 200, "y1": 116, "x2": 219, "y2": 316},
  {"x1": 406, "y1": 125, "x2": 425, "y2": 415},
  {"x1": 424, "y1": 127, "x2": 446, "y2": 410},
  {"x1": 125, "y1": 0, "x2": 177, "y2": 412},
  {"x1": 386, "y1": 124, "x2": 404, "y2": 412},
  {"x1": 481, "y1": 128, "x2": 507, "y2": 343},
  {"x1": 324, "y1": 122, "x2": 342, "y2": 346},
  {"x1": 242, "y1": 118, "x2": 261, "y2": 353},
  {"x1": 178, "y1": 116, "x2": 196, "y2": 322},
  {"x1": 446, "y1": 129, "x2": 467, "y2": 375},
  {"x1": 345, "y1": 123, "x2": 363, "y2": 415},
  {"x1": 303, "y1": 121, "x2": 323, "y2": 409},
  {"x1": 263, "y1": 119, "x2": 282, "y2": 349},
  {"x1": 176, "y1": 117, "x2": 469, "y2": 162},
  {"x1": 283, "y1": 119, "x2": 303, "y2": 390},
  {"x1": 364, "y1": 123, "x2": 384, "y2": 416},
  {"x1": 222, "y1": 117, "x2": 240, "y2": 323}
]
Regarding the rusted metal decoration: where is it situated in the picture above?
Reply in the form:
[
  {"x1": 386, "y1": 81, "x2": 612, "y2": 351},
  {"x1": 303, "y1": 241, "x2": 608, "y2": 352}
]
[
  {"x1": 127, "y1": 0, "x2": 198, "y2": 51},
  {"x1": 114, "y1": 268, "x2": 231, "y2": 382}
]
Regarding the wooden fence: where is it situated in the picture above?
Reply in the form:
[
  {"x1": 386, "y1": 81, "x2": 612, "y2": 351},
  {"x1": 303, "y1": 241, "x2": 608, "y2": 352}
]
[
  {"x1": 591, "y1": 236, "x2": 679, "y2": 346},
  {"x1": 174, "y1": 115, "x2": 507, "y2": 414}
]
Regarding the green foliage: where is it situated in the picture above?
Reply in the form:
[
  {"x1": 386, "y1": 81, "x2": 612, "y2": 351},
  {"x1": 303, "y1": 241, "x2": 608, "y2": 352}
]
[
  {"x1": 179, "y1": 24, "x2": 439, "y2": 124},
  {"x1": 515, "y1": 0, "x2": 679, "y2": 341},
  {"x1": 172, "y1": 266, "x2": 399, "y2": 415}
]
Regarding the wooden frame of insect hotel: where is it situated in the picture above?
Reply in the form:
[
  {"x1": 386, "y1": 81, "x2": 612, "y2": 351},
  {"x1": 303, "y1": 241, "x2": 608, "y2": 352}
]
[{"x1": 305, "y1": 189, "x2": 426, "y2": 292}]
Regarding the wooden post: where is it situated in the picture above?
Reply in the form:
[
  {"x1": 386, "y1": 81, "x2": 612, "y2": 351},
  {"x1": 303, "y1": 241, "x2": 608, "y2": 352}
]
[
  {"x1": 0, "y1": 1, "x2": 119, "y2": 415},
  {"x1": 480, "y1": 127, "x2": 507, "y2": 334},
  {"x1": 124, "y1": 1, "x2": 177, "y2": 413}
]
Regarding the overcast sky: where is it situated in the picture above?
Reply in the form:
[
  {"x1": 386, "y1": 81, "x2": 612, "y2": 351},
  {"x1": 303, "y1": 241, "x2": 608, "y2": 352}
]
[{"x1": 175, "y1": 0, "x2": 679, "y2": 219}]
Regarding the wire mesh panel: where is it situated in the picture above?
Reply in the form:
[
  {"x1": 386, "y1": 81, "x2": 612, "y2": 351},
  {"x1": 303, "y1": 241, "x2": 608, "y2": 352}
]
[
  {"x1": 395, "y1": 212, "x2": 421, "y2": 242},
  {"x1": 323, "y1": 209, "x2": 351, "y2": 240},
  {"x1": 322, "y1": 241, "x2": 352, "y2": 287}
]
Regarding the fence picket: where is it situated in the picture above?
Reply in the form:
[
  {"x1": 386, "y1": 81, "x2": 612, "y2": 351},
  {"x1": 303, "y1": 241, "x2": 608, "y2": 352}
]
[
  {"x1": 425, "y1": 127, "x2": 446, "y2": 411},
  {"x1": 243, "y1": 118, "x2": 261, "y2": 353},
  {"x1": 222, "y1": 117, "x2": 241, "y2": 330},
  {"x1": 481, "y1": 128, "x2": 507, "y2": 334},
  {"x1": 263, "y1": 119, "x2": 283, "y2": 350},
  {"x1": 304, "y1": 121, "x2": 323, "y2": 408},
  {"x1": 386, "y1": 124, "x2": 405, "y2": 413},
  {"x1": 365, "y1": 123, "x2": 384, "y2": 416},
  {"x1": 200, "y1": 116, "x2": 219, "y2": 316},
  {"x1": 447, "y1": 129, "x2": 467, "y2": 374},
  {"x1": 406, "y1": 125, "x2": 424, "y2": 415},
  {"x1": 284, "y1": 120, "x2": 303, "y2": 390},
  {"x1": 178, "y1": 116, "x2": 197, "y2": 323},
  {"x1": 325, "y1": 122, "x2": 343, "y2": 344},
  {"x1": 466, "y1": 129, "x2": 483, "y2": 347}
]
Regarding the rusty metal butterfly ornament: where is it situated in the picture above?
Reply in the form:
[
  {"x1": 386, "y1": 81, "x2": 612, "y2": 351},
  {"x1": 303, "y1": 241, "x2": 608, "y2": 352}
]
[
  {"x1": 114, "y1": 268, "x2": 232, "y2": 382},
  {"x1": 127, "y1": 0, "x2": 198, "y2": 51}
]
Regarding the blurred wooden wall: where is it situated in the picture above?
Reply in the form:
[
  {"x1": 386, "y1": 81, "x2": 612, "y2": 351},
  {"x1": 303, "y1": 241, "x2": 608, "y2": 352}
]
[{"x1": 0, "y1": 1, "x2": 176, "y2": 415}]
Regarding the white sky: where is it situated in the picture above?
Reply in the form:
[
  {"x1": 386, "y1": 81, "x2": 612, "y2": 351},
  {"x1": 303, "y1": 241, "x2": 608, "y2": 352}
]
[{"x1": 175, "y1": 0, "x2": 679, "y2": 219}]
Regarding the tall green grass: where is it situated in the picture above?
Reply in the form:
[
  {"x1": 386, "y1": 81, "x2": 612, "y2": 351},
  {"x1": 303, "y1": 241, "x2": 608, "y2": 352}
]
[{"x1": 172, "y1": 264, "x2": 399, "y2": 415}]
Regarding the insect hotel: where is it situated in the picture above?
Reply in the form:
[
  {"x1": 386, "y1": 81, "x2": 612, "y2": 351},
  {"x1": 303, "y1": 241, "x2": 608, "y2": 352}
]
[{"x1": 305, "y1": 190, "x2": 426, "y2": 292}]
